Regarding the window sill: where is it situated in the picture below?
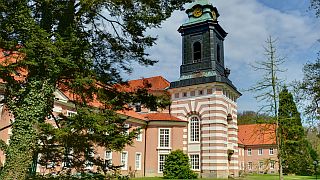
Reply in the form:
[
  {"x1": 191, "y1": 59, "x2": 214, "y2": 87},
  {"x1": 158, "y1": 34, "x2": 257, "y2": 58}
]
[{"x1": 157, "y1": 147, "x2": 172, "y2": 150}]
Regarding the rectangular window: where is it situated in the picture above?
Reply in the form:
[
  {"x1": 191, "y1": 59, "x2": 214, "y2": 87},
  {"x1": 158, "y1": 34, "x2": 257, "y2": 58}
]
[
  {"x1": 67, "y1": 110, "x2": 77, "y2": 117},
  {"x1": 190, "y1": 154, "x2": 200, "y2": 170},
  {"x1": 85, "y1": 150, "x2": 94, "y2": 170},
  {"x1": 135, "y1": 153, "x2": 142, "y2": 170},
  {"x1": 270, "y1": 160, "x2": 275, "y2": 169},
  {"x1": 269, "y1": 148, "x2": 274, "y2": 155},
  {"x1": 136, "y1": 127, "x2": 142, "y2": 142},
  {"x1": 248, "y1": 162, "x2": 252, "y2": 170},
  {"x1": 258, "y1": 148, "x2": 263, "y2": 155},
  {"x1": 259, "y1": 161, "x2": 264, "y2": 170},
  {"x1": 124, "y1": 124, "x2": 130, "y2": 135},
  {"x1": 158, "y1": 154, "x2": 168, "y2": 173},
  {"x1": 174, "y1": 93, "x2": 179, "y2": 98},
  {"x1": 247, "y1": 148, "x2": 252, "y2": 156},
  {"x1": 105, "y1": 151, "x2": 112, "y2": 169},
  {"x1": 121, "y1": 151, "x2": 128, "y2": 170},
  {"x1": 190, "y1": 117, "x2": 200, "y2": 142},
  {"x1": 159, "y1": 129, "x2": 170, "y2": 148}
]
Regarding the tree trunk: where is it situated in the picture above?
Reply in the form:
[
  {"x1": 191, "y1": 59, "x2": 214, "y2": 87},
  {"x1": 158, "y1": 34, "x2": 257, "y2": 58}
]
[{"x1": 0, "y1": 80, "x2": 55, "y2": 179}]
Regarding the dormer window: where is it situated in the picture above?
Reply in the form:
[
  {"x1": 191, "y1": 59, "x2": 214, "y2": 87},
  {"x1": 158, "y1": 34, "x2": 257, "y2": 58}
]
[{"x1": 193, "y1": 42, "x2": 201, "y2": 63}]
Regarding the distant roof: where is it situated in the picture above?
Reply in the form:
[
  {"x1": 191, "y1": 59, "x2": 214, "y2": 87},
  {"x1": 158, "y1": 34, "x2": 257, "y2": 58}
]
[
  {"x1": 117, "y1": 76, "x2": 170, "y2": 92},
  {"x1": 238, "y1": 124, "x2": 276, "y2": 146},
  {"x1": 117, "y1": 110, "x2": 186, "y2": 123}
]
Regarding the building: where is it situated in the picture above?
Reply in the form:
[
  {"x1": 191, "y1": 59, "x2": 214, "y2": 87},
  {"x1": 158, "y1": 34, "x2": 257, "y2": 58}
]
[
  {"x1": 238, "y1": 124, "x2": 278, "y2": 174},
  {"x1": 0, "y1": 0, "x2": 279, "y2": 179}
]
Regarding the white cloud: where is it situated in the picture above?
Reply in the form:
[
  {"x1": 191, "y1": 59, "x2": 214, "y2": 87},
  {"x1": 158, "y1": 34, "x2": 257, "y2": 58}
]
[{"x1": 127, "y1": 0, "x2": 320, "y2": 112}]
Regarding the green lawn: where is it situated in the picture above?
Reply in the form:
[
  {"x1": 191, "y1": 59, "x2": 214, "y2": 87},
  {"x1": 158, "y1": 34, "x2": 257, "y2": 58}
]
[{"x1": 134, "y1": 174, "x2": 318, "y2": 180}]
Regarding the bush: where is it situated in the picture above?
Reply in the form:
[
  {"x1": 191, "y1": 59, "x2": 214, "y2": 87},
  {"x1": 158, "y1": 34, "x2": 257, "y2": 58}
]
[
  {"x1": 27, "y1": 173, "x2": 106, "y2": 180},
  {"x1": 163, "y1": 150, "x2": 198, "y2": 179}
]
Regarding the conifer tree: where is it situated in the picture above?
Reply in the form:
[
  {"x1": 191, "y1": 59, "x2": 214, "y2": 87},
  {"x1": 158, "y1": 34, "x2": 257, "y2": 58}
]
[{"x1": 278, "y1": 87, "x2": 315, "y2": 175}]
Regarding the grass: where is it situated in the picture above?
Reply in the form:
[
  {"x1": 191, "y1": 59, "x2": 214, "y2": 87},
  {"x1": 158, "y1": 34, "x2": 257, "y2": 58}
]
[{"x1": 134, "y1": 174, "x2": 319, "y2": 180}]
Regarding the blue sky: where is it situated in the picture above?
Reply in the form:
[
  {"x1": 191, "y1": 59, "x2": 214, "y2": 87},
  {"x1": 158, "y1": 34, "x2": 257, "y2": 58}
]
[{"x1": 125, "y1": 0, "x2": 320, "y2": 114}]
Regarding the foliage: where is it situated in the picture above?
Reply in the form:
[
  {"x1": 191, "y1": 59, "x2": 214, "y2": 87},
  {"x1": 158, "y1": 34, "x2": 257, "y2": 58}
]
[
  {"x1": 238, "y1": 111, "x2": 273, "y2": 125},
  {"x1": 311, "y1": 0, "x2": 320, "y2": 17},
  {"x1": 247, "y1": 36, "x2": 286, "y2": 180},
  {"x1": 278, "y1": 87, "x2": 316, "y2": 175},
  {"x1": 295, "y1": 59, "x2": 320, "y2": 124},
  {"x1": 163, "y1": 150, "x2": 197, "y2": 179},
  {"x1": 0, "y1": 0, "x2": 191, "y2": 179}
]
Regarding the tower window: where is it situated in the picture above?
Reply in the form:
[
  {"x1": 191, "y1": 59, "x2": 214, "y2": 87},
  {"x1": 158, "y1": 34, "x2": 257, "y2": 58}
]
[
  {"x1": 217, "y1": 44, "x2": 221, "y2": 63},
  {"x1": 190, "y1": 116, "x2": 200, "y2": 142},
  {"x1": 193, "y1": 42, "x2": 201, "y2": 63}
]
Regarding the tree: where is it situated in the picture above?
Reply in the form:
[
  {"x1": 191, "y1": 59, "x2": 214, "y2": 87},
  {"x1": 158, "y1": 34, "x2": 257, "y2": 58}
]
[
  {"x1": 0, "y1": 0, "x2": 191, "y2": 179},
  {"x1": 237, "y1": 111, "x2": 273, "y2": 125},
  {"x1": 163, "y1": 150, "x2": 197, "y2": 179},
  {"x1": 295, "y1": 59, "x2": 320, "y2": 124},
  {"x1": 247, "y1": 36, "x2": 285, "y2": 180},
  {"x1": 278, "y1": 87, "x2": 316, "y2": 175}
]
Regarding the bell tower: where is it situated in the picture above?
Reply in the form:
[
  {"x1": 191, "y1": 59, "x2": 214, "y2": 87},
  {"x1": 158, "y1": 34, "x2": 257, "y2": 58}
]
[{"x1": 169, "y1": 0, "x2": 241, "y2": 178}]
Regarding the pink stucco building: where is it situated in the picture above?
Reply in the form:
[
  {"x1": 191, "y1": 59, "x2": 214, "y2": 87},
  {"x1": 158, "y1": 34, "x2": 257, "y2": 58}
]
[{"x1": 0, "y1": 0, "x2": 279, "y2": 179}]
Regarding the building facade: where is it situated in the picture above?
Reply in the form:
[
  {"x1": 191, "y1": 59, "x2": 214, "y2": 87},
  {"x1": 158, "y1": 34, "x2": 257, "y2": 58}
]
[{"x1": 0, "y1": 0, "x2": 279, "y2": 179}]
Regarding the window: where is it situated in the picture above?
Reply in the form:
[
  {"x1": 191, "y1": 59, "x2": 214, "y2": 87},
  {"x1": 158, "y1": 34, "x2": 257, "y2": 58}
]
[
  {"x1": 190, "y1": 154, "x2": 200, "y2": 170},
  {"x1": 183, "y1": 92, "x2": 187, "y2": 97},
  {"x1": 62, "y1": 148, "x2": 73, "y2": 168},
  {"x1": 159, "y1": 129, "x2": 170, "y2": 148},
  {"x1": 85, "y1": 149, "x2": 94, "y2": 170},
  {"x1": 190, "y1": 116, "x2": 200, "y2": 142},
  {"x1": 270, "y1": 160, "x2": 275, "y2": 169},
  {"x1": 135, "y1": 104, "x2": 141, "y2": 112},
  {"x1": 135, "y1": 153, "x2": 142, "y2": 170},
  {"x1": 217, "y1": 44, "x2": 221, "y2": 63},
  {"x1": 124, "y1": 124, "x2": 130, "y2": 135},
  {"x1": 105, "y1": 151, "x2": 112, "y2": 169},
  {"x1": 136, "y1": 127, "x2": 142, "y2": 142},
  {"x1": 247, "y1": 148, "x2": 252, "y2": 156},
  {"x1": 67, "y1": 110, "x2": 77, "y2": 117},
  {"x1": 174, "y1": 93, "x2": 179, "y2": 98},
  {"x1": 158, "y1": 154, "x2": 168, "y2": 173},
  {"x1": 199, "y1": 90, "x2": 203, "y2": 95},
  {"x1": 258, "y1": 148, "x2": 263, "y2": 155},
  {"x1": 248, "y1": 162, "x2": 252, "y2": 170},
  {"x1": 259, "y1": 161, "x2": 264, "y2": 170},
  {"x1": 193, "y1": 42, "x2": 201, "y2": 63},
  {"x1": 269, "y1": 148, "x2": 274, "y2": 155},
  {"x1": 190, "y1": 91, "x2": 195, "y2": 96},
  {"x1": 121, "y1": 151, "x2": 128, "y2": 170}
]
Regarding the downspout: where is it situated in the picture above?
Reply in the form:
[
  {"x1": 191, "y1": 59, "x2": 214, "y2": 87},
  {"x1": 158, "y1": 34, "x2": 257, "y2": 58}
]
[{"x1": 143, "y1": 120, "x2": 149, "y2": 177}]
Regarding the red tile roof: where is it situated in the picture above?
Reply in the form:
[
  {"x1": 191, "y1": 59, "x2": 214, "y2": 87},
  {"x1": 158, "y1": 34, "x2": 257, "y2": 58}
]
[
  {"x1": 117, "y1": 76, "x2": 170, "y2": 92},
  {"x1": 117, "y1": 110, "x2": 186, "y2": 123},
  {"x1": 238, "y1": 124, "x2": 276, "y2": 146},
  {"x1": 143, "y1": 113, "x2": 187, "y2": 122}
]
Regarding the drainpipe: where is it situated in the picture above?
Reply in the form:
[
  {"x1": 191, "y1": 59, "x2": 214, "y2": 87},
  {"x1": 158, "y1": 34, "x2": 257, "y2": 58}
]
[{"x1": 143, "y1": 121, "x2": 149, "y2": 177}]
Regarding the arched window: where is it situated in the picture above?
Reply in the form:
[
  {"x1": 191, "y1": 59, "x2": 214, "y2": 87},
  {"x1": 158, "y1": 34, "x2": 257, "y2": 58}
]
[
  {"x1": 217, "y1": 44, "x2": 221, "y2": 63},
  {"x1": 193, "y1": 42, "x2": 201, "y2": 63},
  {"x1": 190, "y1": 116, "x2": 200, "y2": 142}
]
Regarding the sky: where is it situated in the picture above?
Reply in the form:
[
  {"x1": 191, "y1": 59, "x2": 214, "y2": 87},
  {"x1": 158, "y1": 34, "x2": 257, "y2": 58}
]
[{"x1": 124, "y1": 0, "x2": 320, "y2": 113}]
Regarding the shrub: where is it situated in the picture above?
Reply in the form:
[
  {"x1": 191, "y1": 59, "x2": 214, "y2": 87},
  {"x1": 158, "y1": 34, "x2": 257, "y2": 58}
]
[{"x1": 163, "y1": 150, "x2": 198, "y2": 179}]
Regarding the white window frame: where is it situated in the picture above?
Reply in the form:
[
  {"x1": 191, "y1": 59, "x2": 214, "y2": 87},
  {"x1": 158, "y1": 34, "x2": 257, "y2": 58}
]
[
  {"x1": 158, "y1": 128, "x2": 171, "y2": 148},
  {"x1": 124, "y1": 124, "x2": 130, "y2": 135},
  {"x1": 270, "y1": 160, "x2": 275, "y2": 169},
  {"x1": 85, "y1": 151, "x2": 94, "y2": 170},
  {"x1": 135, "y1": 152, "x2": 142, "y2": 170},
  {"x1": 259, "y1": 161, "x2": 264, "y2": 170},
  {"x1": 269, "y1": 148, "x2": 274, "y2": 155},
  {"x1": 189, "y1": 154, "x2": 200, "y2": 171},
  {"x1": 189, "y1": 116, "x2": 200, "y2": 143},
  {"x1": 136, "y1": 127, "x2": 142, "y2": 142},
  {"x1": 248, "y1": 162, "x2": 252, "y2": 170},
  {"x1": 121, "y1": 151, "x2": 128, "y2": 170},
  {"x1": 66, "y1": 110, "x2": 77, "y2": 117},
  {"x1": 105, "y1": 151, "x2": 112, "y2": 169},
  {"x1": 158, "y1": 154, "x2": 168, "y2": 173},
  {"x1": 247, "y1": 148, "x2": 252, "y2": 156},
  {"x1": 258, "y1": 148, "x2": 263, "y2": 155}
]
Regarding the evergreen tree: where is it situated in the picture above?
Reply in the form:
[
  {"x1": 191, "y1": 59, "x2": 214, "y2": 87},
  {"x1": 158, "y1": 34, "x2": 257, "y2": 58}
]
[
  {"x1": 0, "y1": 0, "x2": 190, "y2": 179},
  {"x1": 278, "y1": 87, "x2": 315, "y2": 175}
]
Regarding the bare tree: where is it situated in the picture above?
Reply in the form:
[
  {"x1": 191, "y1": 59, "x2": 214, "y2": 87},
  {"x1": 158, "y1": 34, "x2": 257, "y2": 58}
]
[{"x1": 247, "y1": 36, "x2": 286, "y2": 180}]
